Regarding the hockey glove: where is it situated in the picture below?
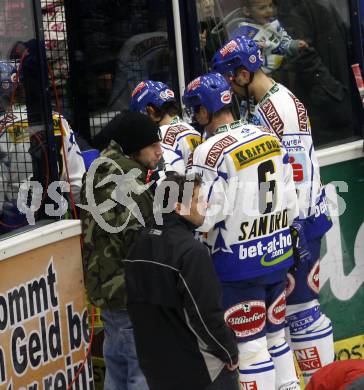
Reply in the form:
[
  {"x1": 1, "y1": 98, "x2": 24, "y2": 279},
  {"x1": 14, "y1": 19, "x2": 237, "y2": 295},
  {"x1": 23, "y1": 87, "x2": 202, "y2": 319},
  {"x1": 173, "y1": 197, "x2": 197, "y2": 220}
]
[{"x1": 290, "y1": 219, "x2": 311, "y2": 271}]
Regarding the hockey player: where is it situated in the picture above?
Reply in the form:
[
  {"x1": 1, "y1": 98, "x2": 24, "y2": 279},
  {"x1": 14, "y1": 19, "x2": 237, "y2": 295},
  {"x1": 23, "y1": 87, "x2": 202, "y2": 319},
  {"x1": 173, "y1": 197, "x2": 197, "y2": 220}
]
[
  {"x1": 0, "y1": 61, "x2": 85, "y2": 231},
  {"x1": 212, "y1": 36, "x2": 334, "y2": 384},
  {"x1": 130, "y1": 80, "x2": 202, "y2": 174},
  {"x1": 183, "y1": 72, "x2": 300, "y2": 390}
]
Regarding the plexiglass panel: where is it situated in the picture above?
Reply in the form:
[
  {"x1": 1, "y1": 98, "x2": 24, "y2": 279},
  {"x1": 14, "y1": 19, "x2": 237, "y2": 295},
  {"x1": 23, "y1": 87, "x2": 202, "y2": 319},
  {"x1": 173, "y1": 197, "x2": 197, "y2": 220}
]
[{"x1": 195, "y1": 0, "x2": 363, "y2": 148}]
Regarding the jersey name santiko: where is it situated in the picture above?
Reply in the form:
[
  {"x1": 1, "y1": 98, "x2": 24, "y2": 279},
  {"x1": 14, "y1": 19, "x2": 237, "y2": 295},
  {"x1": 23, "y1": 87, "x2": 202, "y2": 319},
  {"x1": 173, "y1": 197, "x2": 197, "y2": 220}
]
[{"x1": 239, "y1": 209, "x2": 288, "y2": 241}]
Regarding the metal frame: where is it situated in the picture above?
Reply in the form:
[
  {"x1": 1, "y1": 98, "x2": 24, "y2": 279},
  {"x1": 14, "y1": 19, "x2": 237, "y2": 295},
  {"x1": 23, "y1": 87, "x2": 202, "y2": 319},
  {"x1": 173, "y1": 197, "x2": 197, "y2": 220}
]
[{"x1": 31, "y1": 0, "x2": 59, "y2": 184}]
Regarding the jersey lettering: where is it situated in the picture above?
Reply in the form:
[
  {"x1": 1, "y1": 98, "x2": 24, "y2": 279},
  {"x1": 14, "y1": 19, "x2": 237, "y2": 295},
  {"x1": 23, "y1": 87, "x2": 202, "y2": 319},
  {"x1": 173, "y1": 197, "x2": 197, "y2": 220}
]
[
  {"x1": 260, "y1": 99, "x2": 284, "y2": 138},
  {"x1": 241, "y1": 382, "x2": 258, "y2": 390},
  {"x1": 239, "y1": 209, "x2": 288, "y2": 241},
  {"x1": 205, "y1": 135, "x2": 237, "y2": 167},
  {"x1": 163, "y1": 125, "x2": 188, "y2": 146},
  {"x1": 289, "y1": 93, "x2": 310, "y2": 133},
  {"x1": 230, "y1": 136, "x2": 281, "y2": 171},
  {"x1": 295, "y1": 347, "x2": 322, "y2": 372}
]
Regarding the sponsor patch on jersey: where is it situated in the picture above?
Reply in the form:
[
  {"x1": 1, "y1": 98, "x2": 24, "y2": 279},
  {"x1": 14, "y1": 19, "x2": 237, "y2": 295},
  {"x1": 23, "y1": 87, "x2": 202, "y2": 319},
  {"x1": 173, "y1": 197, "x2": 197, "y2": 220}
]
[
  {"x1": 6, "y1": 114, "x2": 63, "y2": 143},
  {"x1": 239, "y1": 232, "x2": 293, "y2": 266},
  {"x1": 220, "y1": 90, "x2": 232, "y2": 104},
  {"x1": 229, "y1": 120, "x2": 241, "y2": 130},
  {"x1": 131, "y1": 81, "x2": 146, "y2": 97},
  {"x1": 267, "y1": 291, "x2": 286, "y2": 325},
  {"x1": 52, "y1": 114, "x2": 63, "y2": 135},
  {"x1": 6, "y1": 122, "x2": 29, "y2": 143},
  {"x1": 294, "y1": 346, "x2": 322, "y2": 372},
  {"x1": 187, "y1": 77, "x2": 201, "y2": 91},
  {"x1": 224, "y1": 300, "x2": 266, "y2": 338},
  {"x1": 260, "y1": 99, "x2": 284, "y2": 138},
  {"x1": 257, "y1": 125, "x2": 275, "y2": 135},
  {"x1": 163, "y1": 125, "x2": 188, "y2": 146},
  {"x1": 241, "y1": 382, "x2": 258, "y2": 390},
  {"x1": 220, "y1": 40, "x2": 238, "y2": 57},
  {"x1": 282, "y1": 138, "x2": 304, "y2": 152},
  {"x1": 307, "y1": 260, "x2": 320, "y2": 294},
  {"x1": 286, "y1": 272, "x2": 295, "y2": 298},
  {"x1": 205, "y1": 135, "x2": 237, "y2": 167},
  {"x1": 288, "y1": 153, "x2": 307, "y2": 183},
  {"x1": 230, "y1": 135, "x2": 281, "y2": 171},
  {"x1": 289, "y1": 93, "x2": 310, "y2": 133},
  {"x1": 185, "y1": 134, "x2": 201, "y2": 151}
]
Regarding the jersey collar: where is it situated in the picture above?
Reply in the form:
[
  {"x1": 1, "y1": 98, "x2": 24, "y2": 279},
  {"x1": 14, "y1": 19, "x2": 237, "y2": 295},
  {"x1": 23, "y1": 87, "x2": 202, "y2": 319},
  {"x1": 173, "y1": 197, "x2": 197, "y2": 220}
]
[
  {"x1": 169, "y1": 116, "x2": 180, "y2": 125},
  {"x1": 215, "y1": 119, "x2": 246, "y2": 135},
  {"x1": 259, "y1": 80, "x2": 279, "y2": 105}
]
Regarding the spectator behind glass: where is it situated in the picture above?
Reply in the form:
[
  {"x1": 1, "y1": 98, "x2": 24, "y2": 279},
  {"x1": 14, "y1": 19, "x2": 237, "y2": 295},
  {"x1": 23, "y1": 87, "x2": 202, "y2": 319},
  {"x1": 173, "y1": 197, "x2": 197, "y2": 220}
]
[
  {"x1": 0, "y1": 58, "x2": 85, "y2": 234},
  {"x1": 276, "y1": 0, "x2": 362, "y2": 147},
  {"x1": 196, "y1": 0, "x2": 227, "y2": 71},
  {"x1": 234, "y1": 0, "x2": 308, "y2": 74}
]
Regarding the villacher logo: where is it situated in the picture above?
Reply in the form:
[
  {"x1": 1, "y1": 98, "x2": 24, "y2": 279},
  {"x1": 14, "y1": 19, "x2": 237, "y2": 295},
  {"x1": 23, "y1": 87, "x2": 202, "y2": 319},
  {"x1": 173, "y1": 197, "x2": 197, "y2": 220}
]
[{"x1": 224, "y1": 301, "x2": 266, "y2": 338}]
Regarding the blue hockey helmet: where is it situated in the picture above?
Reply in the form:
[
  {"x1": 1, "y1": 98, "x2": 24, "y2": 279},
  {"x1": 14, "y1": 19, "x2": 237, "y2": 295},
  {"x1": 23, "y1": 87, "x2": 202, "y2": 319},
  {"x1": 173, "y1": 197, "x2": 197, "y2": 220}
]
[
  {"x1": 0, "y1": 61, "x2": 17, "y2": 97},
  {"x1": 211, "y1": 36, "x2": 263, "y2": 76},
  {"x1": 182, "y1": 72, "x2": 232, "y2": 114},
  {"x1": 130, "y1": 80, "x2": 176, "y2": 114}
]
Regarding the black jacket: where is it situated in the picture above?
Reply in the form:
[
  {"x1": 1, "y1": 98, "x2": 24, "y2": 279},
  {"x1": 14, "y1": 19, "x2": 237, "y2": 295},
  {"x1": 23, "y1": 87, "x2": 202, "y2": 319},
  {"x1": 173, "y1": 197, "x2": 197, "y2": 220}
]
[{"x1": 125, "y1": 213, "x2": 238, "y2": 390}]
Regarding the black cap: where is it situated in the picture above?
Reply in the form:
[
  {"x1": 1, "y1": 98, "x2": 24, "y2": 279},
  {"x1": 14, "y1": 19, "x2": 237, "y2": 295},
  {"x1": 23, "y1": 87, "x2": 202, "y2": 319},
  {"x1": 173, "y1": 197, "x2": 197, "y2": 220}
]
[{"x1": 109, "y1": 111, "x2": 161, "y2": 155}]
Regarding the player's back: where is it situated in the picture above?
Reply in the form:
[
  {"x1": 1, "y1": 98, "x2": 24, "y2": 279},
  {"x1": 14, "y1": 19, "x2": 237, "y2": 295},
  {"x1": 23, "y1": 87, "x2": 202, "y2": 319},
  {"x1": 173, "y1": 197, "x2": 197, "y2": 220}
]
[
  {"x1": 160, "y1": 118, "x2": 202, "y2": 174},
  {"x1": 191, "y1": 122, "x2": 298, "y2": 281}
]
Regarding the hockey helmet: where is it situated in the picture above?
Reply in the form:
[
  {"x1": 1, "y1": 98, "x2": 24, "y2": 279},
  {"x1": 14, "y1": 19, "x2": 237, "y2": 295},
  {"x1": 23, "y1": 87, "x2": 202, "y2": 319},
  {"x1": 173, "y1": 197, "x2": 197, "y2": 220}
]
[
  {"x1": 130, "y1": 80, "x2": 176, "y2": 114},
  {"x1": 0, "y1": 61, "x2": 17, "y2": 97},
  {"x1": 182, "y1": 72, "x2": 232, "y2": 114},
  {"x1": 211, "y1": 36, "x2": 263, "y2": 76}
]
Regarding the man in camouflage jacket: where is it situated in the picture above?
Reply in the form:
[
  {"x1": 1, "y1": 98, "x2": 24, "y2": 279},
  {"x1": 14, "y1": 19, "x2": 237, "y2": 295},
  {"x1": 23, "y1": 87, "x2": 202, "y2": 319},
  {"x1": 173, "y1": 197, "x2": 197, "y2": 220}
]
[{"x1": 80, "y1": 112, "x2": 162, "y2": 390}]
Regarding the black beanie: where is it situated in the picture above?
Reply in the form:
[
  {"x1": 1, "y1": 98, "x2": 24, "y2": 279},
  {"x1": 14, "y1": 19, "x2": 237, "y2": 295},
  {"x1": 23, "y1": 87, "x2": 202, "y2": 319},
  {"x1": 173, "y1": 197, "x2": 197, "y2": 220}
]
[{"x1": 110, "y1": 111, "x2": 161, "y2": 155}]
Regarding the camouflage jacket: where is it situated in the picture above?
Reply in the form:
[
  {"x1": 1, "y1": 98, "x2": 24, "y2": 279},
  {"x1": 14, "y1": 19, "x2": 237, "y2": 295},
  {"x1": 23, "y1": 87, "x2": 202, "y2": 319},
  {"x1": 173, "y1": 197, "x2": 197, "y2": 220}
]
[{"x1": 80, "y1": 140, "x2": 154, "y2": 310}]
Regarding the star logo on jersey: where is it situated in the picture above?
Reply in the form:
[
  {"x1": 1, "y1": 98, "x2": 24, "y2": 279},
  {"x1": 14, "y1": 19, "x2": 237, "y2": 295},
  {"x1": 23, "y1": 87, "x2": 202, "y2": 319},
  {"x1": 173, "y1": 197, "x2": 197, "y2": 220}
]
[{"x1": 211, "y1": 220, "x2": 232, "y2": 254}]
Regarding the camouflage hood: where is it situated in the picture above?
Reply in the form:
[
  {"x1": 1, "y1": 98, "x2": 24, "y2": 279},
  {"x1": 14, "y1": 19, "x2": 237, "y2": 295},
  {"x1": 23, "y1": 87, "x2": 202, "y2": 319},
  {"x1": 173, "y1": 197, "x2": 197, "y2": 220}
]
[{"x1": 80, "y1": 140, "x2": 154, "y2": 310}]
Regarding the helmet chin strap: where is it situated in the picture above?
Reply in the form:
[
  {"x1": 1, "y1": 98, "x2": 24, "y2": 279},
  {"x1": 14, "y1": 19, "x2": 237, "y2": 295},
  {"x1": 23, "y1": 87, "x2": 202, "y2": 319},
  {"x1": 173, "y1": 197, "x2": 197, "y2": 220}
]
[
  {"x1": 231, "y1": 71, "x2": 255, "y2": 118},
  {"x1": 201, "y1": 112, "x2": 214, "y2": 136},
  {"x1": 205, "y1": 112, "x2": 214, "y2": 130},
  {"x1": 156, "y1": 115, "x2": 164, "y2": 125}
]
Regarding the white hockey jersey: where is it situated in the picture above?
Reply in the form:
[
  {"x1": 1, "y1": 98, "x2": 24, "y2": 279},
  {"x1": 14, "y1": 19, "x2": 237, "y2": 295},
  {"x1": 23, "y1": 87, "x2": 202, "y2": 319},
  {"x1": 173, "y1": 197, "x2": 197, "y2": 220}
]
[
  {"x1": 160, "y1": 116, "x2": 202, "y2": 174},
  {"x1": 190, "y1": 120, "x2": 298, "y2": 281},
  {"x1": 250, "y1": 82, "x2": 332, "y2": 240},
  {"x1": 0, "y1": 107, "x2": 85, "y2": 210}
]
